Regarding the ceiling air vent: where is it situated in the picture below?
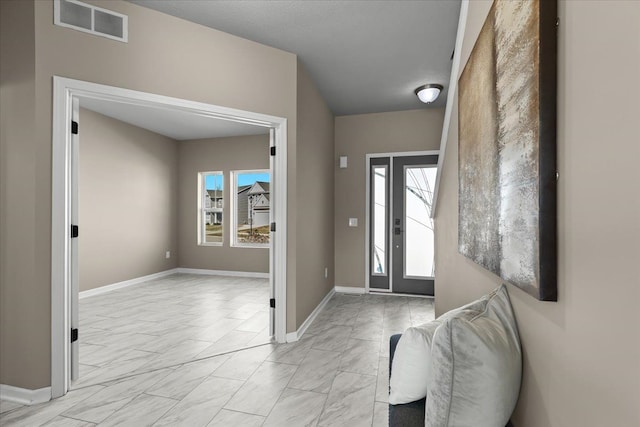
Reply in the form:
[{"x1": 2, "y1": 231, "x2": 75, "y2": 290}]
[{"x1": 54, "y1": 0, "x2": 128, "y2": 43}]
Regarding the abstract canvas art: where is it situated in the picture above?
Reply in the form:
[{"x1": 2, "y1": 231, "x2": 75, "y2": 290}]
[{"x1": 458, "y1": 0, "x2": 557, "y2": 301}]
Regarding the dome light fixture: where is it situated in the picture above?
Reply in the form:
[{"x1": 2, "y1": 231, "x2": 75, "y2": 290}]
[{"x1": 414, "y1": 84, "x2": 443, "y2": 104}]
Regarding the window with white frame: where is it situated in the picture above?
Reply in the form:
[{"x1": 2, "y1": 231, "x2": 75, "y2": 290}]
[
  {"x1": 232, "y1": 170, "x2": 271, "y2": 247},
  {"x1": 199, "y1": 172, "x2": 224, "y2": 245}
]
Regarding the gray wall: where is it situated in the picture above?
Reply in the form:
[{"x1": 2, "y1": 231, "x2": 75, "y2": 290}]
[
  {"x1": 333, "y1": 109, "x2": 444, "y2": 288},
  {"x1": 1, "y1": 0, "x2": 297, "y2": 389},
  {"x1": 434, "y1": 1, "x2": 640, "y2": 426},
  {"x1": 294, "y1": 62, "x2": 335, "y2": 330},
  {"x1": 78, "y1": 108, "x2": 179, "y2": 292},
  {"x1": 177, "y1": 134, "x2": 270, "y2": 273},
  {"x1": 0, "y1": 0, "x2": 41, "y2": 390}
]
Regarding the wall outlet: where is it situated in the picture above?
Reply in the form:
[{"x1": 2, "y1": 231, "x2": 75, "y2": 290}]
[
  {"x1": 325, "y1": 267, "x2": 328, "y2": 279},
  {"x1": 165, "y1": 251, "x2": 171, "y2": 259}
]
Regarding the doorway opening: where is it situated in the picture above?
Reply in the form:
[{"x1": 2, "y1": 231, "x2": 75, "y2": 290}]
[
  {"x1": 366, "y1": 151, "x2": 438, "y2": 296},
  {"x1": 51, "y1": 76, "x2": 288, "y2": 398}
]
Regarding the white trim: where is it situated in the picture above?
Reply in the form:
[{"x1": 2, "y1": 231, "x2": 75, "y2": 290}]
[
  {"x1": 432, "y1": 0, "x2": 469, "y2": 217},
  {"x1": 285, "y1": 288, "x2": 335, "y2": 343},
  {"x1": 51, "y1": 76, "x2": 70, "y2": 399},
  {"x1": 0, "y1": 385, "x2": 51, "y2": 406},
  {"x1": 285, "y1": 332, "x2": 299, "y2": 343},
  {"x1": 365, "y1": 158, "x2": 371, "y2": 293},
  {"x1": 79, "y1": 269, "x2": 179, "y2": 299},
  {"x1": 365, "y1": 151, "x2": 439, "y2": 293},
  {"x1": 273, "y1": 122, "x2": 288, "y2": 345},
  {"x1": 388, "y1": 157, "x2": 394, "y2": 293},
  {"x1": 368, "y1": 288, "x2": 392, "y2": 293},
  {"x1": 295, "y1": 288, "x2": 335, "y2": 341},
  {"x1": 70, "y1": 97, "x2": 80, "y2": 382},
  {"x1": 79, "y1": 268, "x2": 269, "y2": 301},
  {"x1": 335, "y1": 286, "x2": 366, "y2": 295},
  {"x1": 52, "y1": 76, "x2": 288, "y2": 399},
  {"x1": 364, "y1": 151, "x2": 440, "y2": 160},
  {"x1": 176, "y1": 268, "x2": 269, "y2": 279},
  {"x1": 268, "y1": 128, "x2": 276, "y2": 337}
]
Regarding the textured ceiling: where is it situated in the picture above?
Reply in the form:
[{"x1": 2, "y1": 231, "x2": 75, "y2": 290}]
[{"x1": 129, "y1": 0, "x2": 461, "y2": 116}]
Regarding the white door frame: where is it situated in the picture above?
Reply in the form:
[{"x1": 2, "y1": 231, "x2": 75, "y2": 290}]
[
  {"x1": 364, "y1": 150, "x2": 439, "y2": 294},
  {"x1": 51, "y1": 76, "x2": 288, "y2": 398}
]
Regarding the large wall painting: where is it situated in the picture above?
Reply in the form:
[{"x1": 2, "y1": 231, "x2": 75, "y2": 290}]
[{"x1": 458, "y1": 0, "x2": 557, "y2": 301}]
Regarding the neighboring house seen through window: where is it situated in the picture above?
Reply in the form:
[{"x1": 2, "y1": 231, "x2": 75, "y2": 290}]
[
  {"x1": 232, "y1": 170, "x2": 270, "y2": 247},
  {"x1": 199, "y1": 171, "x2": 223, "y2": 245}
]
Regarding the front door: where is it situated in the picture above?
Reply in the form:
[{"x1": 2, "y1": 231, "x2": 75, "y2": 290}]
[{"x1": 368, "y1": 154, "x2": 438, "y2": 296}]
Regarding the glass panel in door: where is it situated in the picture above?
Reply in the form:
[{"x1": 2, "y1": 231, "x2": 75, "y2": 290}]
[
  {"x1": 404, "y1": 166, "x2": 437, "y2": 278},
  {"x1": 369, "y1": 157, "x2": 390, "y2": 290},
  {"x1": 392, "y1": 155, "x2": 438, "y2": 295},
  {"x1": 372, "y1": 165, "x2": 388, "y2": 275}
]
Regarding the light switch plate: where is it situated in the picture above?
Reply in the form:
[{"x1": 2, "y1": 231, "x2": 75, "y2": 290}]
[
  {"x1": 348, "y1": 218, "x2": 358, "y2": 227},
  {"x1": 339, "y1": 156, "x2": 348, "y2": 168}
]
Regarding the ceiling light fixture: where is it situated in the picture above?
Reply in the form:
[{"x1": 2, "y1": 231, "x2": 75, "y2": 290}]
[{"x1": 414, "y1": 84, "x2": 443, "y2": 104}]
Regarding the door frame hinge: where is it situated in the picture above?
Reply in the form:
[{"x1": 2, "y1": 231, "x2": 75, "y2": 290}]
[
  {"x1": 71, "y1": 121, "x2": 78, "y2": 135},
  {"x1": 270, "y1": 146, "x2": 276, "y2": 156},
  {"x1": 71, "y1": 224, "x2": 79, "y2": 238},
  {"x1": 270, "y1": 222, "x2": 276, "y2": 232},
  {"x1": 270, "y1": 298, "x2": 276, "y2": 308},
  {"x1": 71, "y1": 328, "x2": 78, "y2": 343}
]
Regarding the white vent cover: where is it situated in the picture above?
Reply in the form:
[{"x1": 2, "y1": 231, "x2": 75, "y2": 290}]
[{"x1": 54, "y1": 0, "x2": 128, "y2": 43}]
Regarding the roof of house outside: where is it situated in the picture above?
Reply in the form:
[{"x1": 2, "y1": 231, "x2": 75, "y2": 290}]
[
  {"x1": 237, "y1": 185, "x2": 252, "y2": 194},
  {"x1": 249, "y1": 181, "x2": 270, "y2": 195}
]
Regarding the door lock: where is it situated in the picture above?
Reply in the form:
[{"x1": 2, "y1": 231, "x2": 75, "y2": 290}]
[{"x1": 395, "y1": 227, "x2": 402, "y2": 235}]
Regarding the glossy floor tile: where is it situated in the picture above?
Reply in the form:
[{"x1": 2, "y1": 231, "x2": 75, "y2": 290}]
[
  {"x1": 76, "y1": 273, "x2": 271, "y2": 387},
  {"x1": 317, "y1": 371, "x2": 377, "y2": 427},
  {"x1": 153, "y1": 376, "x2": 244, "y2": 426},
  {"x1": 0, "y1": 286, "x2": 434, "y2": 426},
  {"x1": 263, "y1": 388, "x2": 327, "y2": 427}
]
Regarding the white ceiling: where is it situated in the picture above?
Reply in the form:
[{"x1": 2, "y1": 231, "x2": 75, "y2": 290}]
[
  {"x1": 128, "y1": 0, "x2": 462, "y2": 116},
  {"x1": 80, "y1": 97, "x2": 269, "y2": 141}
]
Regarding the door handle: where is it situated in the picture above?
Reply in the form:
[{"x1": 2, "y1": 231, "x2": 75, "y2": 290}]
[{"x1": 394, "y1": 227, "x2": 402, "y2": 235}]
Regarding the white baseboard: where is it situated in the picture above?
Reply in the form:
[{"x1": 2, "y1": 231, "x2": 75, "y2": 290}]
[
  {"x1": 79, "y1": 268, "x2": 270, "y2": 299},
  {"x1": 0, "y1": 384, "x2": 51, "y2": 405},
  {"x1": 177, "y1": 268, "x2": 269, "y2": 279},
  {"x1": 286, "y1": 288, "x2": 336, "y2": 343},
  {"x1": 285, "y1": 332, "x2": 298, "y2": 343},
  {"x1": 79, "y1": 268, "x2": 179, "y2": 299},
  {"x1": 334, "y1": 285, "x2": 366, "y2": 295}
]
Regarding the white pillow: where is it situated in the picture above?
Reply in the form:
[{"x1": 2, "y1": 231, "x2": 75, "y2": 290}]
[
  {"x1": 389, "y1": 320, "x2": 441, "y2": 404},
  {"x1": 426, "y1": 284, "x2": 522, "y2": 427},
  {"x1": 389, "y1": 296, "x2": 488, "y2": 405}
]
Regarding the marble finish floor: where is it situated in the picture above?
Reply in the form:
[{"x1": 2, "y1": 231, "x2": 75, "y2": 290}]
[
  {"x1": 75, "y1": 273, "x2": 272, "y2": 388},
  {"x1": 0, "y1": 290, "x2": 435, "y2": 427}
]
